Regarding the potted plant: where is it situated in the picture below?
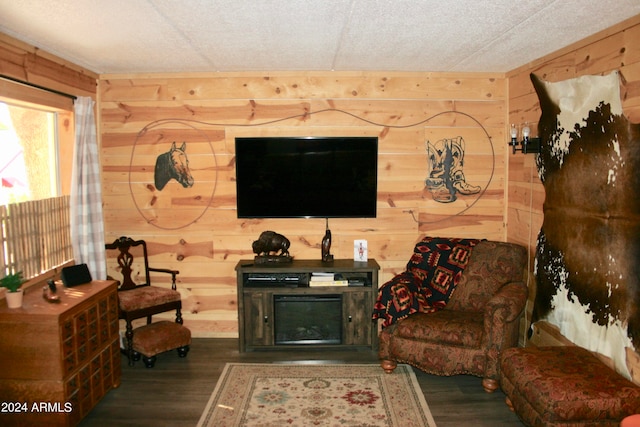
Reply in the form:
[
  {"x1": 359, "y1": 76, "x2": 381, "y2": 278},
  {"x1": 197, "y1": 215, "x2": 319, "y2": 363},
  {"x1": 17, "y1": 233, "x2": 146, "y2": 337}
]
[{"x1": 1, "y1": 271, "x2": 25, "y2": 309}]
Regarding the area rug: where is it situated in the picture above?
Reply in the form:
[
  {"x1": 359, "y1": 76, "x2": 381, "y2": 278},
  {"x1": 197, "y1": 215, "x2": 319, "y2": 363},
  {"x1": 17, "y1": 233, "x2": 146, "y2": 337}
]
[{"x1": 197, "y1": 363, "x2": 436, "y2": 427}]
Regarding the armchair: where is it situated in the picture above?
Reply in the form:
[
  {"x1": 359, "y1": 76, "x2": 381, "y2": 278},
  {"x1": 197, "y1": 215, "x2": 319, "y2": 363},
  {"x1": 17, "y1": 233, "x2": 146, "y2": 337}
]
[
  {"x1": 375, "y1": 238, "x2": 528, "y2": 393},
  {"x1": 105, "y1": 236, "x2": 184, "y2": 366}
]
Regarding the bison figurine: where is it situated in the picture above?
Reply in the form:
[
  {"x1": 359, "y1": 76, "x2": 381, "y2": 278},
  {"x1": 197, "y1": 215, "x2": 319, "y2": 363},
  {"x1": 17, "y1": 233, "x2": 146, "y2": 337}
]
[{"x1": 252, "y1": 231, "x2": 291, "y2": 258}]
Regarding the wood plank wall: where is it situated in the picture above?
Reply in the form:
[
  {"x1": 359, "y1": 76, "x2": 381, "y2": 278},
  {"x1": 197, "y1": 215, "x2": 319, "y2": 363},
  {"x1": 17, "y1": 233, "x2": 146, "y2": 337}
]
[
  {"x1": 506, "y1": 14, "x2": 640, "y2": 374},
  {"x1": 0, "y1": 33, "x2": 97, "y2": 98},
  {"x1": 98, "y1": 72, "x2": 508, "y2": 337}
]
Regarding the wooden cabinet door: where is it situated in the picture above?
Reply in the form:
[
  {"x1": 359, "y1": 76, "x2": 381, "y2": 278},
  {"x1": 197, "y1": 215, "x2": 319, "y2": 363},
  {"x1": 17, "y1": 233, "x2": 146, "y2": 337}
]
[
  {"x1": 243, "y1": 291, "x2": 274, "y2": 347},
  {"x1": 342, "y1": 291, "x2": 372, "y2": 346}
]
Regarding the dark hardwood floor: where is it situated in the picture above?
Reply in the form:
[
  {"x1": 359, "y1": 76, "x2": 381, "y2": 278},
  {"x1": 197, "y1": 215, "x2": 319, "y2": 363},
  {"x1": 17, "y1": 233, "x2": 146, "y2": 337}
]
[{"x1": 80, "y1": 338, "x2": 524, "y2": 426}]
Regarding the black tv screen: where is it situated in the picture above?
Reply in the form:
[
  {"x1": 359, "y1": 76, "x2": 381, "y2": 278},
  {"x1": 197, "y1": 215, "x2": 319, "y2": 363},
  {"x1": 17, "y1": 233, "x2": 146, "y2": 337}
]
[{"x1": 235, "y1": 137, "x2": 378, "y2": 218}]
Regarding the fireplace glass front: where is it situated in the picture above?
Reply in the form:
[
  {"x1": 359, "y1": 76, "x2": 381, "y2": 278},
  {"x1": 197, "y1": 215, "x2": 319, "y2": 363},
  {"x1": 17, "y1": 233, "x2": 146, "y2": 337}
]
[{"x1": 273, "y1": 294, "x2": 342, "y2": 345}]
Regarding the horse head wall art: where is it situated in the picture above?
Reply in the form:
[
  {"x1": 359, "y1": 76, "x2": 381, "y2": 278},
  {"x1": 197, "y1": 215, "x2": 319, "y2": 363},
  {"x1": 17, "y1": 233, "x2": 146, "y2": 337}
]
[{"x1": 154, "y1": 141, "x2": 195, "y2": 191}]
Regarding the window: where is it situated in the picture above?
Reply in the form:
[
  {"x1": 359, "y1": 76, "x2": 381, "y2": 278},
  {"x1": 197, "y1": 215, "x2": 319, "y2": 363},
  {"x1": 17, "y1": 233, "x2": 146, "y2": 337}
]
[
  {"x1": 0, "y1": 78, "x2": 75, "y2": 280},
  {"x1": 0, "y1": 102, "x2": 59, "y2": 204}
]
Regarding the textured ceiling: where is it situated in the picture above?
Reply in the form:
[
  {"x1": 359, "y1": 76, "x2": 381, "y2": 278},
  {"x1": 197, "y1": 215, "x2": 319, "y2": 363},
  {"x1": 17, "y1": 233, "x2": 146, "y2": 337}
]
[{"x1": 0, "y1": 0, "x2": 639, "y2": 74}]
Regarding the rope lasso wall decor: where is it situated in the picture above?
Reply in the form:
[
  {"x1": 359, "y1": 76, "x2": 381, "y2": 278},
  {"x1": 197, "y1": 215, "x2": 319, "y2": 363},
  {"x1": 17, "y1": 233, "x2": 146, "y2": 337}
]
[{"x1": 129, "y1": 108, "x2": 495, "y2": 229}]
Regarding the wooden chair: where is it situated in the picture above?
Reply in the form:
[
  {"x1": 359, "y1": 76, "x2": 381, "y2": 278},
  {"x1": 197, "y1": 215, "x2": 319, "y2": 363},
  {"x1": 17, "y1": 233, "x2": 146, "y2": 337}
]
[{"x1": 105, "y1": 236, "x2": 183, "y2": 366}]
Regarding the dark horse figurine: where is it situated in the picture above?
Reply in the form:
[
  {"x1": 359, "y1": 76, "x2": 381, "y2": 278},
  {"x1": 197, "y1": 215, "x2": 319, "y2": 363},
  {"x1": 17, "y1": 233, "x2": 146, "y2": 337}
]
[{"x1": 154, "y1": 142, "x2": 194, "y2": 191}]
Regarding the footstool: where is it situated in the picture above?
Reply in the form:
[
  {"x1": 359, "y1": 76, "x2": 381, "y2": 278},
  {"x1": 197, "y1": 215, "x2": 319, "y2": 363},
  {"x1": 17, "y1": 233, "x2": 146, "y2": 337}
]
[
  {"x1": 132, "y1": 321, "x2": 191, "y2": 368},
  {"x1": 500, "y1": 346, "x2": 640, "y2": 426}
]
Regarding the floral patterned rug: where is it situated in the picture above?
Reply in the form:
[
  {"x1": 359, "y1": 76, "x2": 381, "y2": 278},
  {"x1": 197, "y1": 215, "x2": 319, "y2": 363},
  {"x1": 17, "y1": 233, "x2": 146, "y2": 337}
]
[{"x1": 197, "y1": 363, "x2": 436, "y2": 427}]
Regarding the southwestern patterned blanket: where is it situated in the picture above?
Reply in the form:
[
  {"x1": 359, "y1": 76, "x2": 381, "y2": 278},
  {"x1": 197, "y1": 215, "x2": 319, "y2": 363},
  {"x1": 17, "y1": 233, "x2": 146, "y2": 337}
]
[{"x1": 372, "y1": 237, "x2": 481, "y2": 328}]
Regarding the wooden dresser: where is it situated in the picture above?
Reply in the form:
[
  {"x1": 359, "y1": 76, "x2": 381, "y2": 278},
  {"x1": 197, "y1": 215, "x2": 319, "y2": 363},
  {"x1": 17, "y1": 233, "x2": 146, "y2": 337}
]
[{"x1": 0, "y1": 280, "x2": 121, "y2": 426}]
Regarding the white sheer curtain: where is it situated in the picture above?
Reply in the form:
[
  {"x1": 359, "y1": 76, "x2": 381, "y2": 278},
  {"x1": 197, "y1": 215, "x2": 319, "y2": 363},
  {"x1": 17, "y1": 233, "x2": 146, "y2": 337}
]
[{"x1": 70, "y1": 96, "x2": 106, "y2": 280}]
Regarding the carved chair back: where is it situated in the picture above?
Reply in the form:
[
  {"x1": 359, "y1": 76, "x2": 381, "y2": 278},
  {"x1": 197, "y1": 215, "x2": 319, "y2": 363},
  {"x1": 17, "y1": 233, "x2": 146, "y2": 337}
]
[{"x1": 105, "y1": 236, "x2": 152, "y2": 291}]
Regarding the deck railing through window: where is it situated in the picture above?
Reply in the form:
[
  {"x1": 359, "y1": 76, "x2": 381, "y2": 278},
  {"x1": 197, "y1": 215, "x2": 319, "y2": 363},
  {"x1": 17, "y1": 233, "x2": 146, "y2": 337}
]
[{"x1": 0, "y1": 195, "x2": 73, "y2": 279}]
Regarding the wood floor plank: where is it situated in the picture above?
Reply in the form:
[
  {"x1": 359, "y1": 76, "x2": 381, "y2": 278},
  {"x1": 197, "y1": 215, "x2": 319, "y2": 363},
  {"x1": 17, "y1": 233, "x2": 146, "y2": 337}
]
[{"x1": 80, "y1": 338, "x2": 523, "y2": 426}]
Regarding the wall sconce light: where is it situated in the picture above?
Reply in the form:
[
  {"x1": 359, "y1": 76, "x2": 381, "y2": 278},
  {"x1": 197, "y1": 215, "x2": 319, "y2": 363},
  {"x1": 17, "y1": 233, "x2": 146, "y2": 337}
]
[{"x1": 509, "y1": 123, "x2": 541, "y2": 154}]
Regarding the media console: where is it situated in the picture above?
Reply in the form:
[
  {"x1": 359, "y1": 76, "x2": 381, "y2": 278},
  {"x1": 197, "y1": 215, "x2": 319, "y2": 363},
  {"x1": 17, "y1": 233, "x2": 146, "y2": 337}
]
[{"x1": 235, "y1": 259, "x2": 380, "y2": 352}]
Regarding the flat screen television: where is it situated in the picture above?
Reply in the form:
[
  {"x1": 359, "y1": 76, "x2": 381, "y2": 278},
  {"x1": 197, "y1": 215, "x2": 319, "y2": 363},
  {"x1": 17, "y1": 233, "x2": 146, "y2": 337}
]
[{"x1": 235, "y1": 136, "x2": 378, "y2": 218}]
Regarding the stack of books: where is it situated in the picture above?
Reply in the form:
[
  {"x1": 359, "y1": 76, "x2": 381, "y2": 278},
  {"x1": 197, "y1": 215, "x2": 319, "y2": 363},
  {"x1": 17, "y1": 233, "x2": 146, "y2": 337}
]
[{"x1": 309, "y1": 272, "x2": 348, "y2": 286}]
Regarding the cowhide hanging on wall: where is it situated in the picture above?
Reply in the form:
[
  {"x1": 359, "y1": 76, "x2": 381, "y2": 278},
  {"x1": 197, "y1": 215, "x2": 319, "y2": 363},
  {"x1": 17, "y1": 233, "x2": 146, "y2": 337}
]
[{"x1": 531, "y1": 71, "x2": 640, "y2": 379}]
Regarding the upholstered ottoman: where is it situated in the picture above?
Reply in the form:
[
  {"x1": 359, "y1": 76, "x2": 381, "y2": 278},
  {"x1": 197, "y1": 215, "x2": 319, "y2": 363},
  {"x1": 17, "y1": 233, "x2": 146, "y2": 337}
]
[
  {"x1": 132, "y1": 321, "x2": 191, "y2": 368},
  {"x1": 500, "y1": 346, "x2": 640, "y2": 426}
]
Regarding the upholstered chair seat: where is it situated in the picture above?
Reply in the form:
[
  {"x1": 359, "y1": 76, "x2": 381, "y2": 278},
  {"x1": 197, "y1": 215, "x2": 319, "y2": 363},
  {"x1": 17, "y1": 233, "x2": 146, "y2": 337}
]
[
  {"x1": 393, "y1": 311, "x2": 484, "y2": 348},
  {"x1": 117, "y1": 286, "x2": 181, "y2": 312}
]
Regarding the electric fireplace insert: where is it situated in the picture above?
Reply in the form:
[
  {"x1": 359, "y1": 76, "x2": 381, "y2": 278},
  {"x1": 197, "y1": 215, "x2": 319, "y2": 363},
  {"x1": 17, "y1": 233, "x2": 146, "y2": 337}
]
[{"x1": 273, "y1": 294, "x2": 342, "y2": 345}]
